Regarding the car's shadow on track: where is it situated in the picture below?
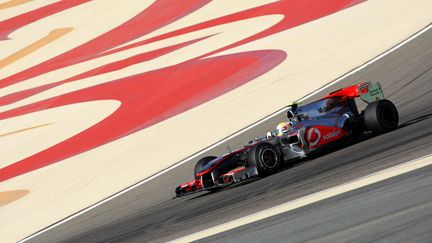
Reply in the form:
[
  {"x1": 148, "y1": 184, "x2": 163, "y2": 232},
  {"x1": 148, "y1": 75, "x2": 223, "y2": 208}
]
[
  {"x1": 183, "y1": 112, "x2": 432, "y2": 200},
  {"x1": 185, "y1": 178, "x2": 261, "y2": 201},
  {"x1": 398, "y1": 112, "x2": 432, "y2": 129}
]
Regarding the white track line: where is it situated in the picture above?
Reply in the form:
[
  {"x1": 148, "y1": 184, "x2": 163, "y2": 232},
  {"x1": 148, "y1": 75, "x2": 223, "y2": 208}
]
[
  {"x1": 170, "y1": 154, "x2": 432, "y2": 242},
  {"x1": 20, "y1": 22, "x2": 432, "y2": 243}
]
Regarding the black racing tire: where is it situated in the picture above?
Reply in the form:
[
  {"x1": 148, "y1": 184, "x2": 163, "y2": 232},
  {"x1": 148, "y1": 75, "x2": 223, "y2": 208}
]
[
  {"x1": 364, "y1": 99, "x2": 399, "y2": 133},
  {"x1": 194, "y1": 156, "x2": 217, "y2": 180},
  {"x1": 248, "y1": 143, "x2": 282, "y2": 177}
]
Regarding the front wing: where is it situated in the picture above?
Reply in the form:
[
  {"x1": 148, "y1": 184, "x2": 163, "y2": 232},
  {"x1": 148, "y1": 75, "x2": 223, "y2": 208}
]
[{"x1": 175, "y1": 166, "x2": 258, "y2": 197}]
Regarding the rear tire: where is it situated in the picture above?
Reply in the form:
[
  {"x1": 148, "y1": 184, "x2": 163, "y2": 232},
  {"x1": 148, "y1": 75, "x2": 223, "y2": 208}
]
[
  {"x1": 194, "y1": 156, "x2": 217, "y2": 180},
  {"x1": 364, "y1": 99, "x2": 399, "y2": 133},
  {"x1": 248, "y1": 143, "x2": 281, "y2": 177}
]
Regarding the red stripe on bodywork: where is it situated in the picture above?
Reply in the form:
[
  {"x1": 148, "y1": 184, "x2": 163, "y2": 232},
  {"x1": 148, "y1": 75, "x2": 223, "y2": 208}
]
[{"x1": 322, "y1": 82, "x2": 368, "y2": 100}]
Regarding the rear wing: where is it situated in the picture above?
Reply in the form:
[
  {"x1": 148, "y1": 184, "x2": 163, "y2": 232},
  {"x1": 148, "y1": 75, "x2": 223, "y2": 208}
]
[{"x1": 322, "y1": 82, "x2": 384, "y2": 103}]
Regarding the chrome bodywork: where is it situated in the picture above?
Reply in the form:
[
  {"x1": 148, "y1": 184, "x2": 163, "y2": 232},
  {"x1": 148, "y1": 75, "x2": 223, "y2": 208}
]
[{"x1": 176, "y1": 82, "x2": 387, "y2": 197}]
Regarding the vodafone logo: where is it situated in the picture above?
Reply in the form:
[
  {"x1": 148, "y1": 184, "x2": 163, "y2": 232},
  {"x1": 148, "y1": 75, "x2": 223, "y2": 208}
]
[
  {"x1": 307, "y1": 128, "x2": 321, "y2": 147},
  {"x1": 323, "y1": 130, "x2": 342, "y2": 141}
]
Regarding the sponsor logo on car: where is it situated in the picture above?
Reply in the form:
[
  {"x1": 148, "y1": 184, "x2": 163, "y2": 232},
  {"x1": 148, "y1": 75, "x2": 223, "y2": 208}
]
[
  {"x1": 323, "y1": 130, "x2": 342, "y2": 141},
  {"x1": 307, "y1": 127, "x2": 321, "y2": 147}
]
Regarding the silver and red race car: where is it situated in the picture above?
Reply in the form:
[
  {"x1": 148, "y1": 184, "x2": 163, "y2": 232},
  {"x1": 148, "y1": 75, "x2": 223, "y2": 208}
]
[{"x1": 175, "y1": 82, "x2": 399, "y2": 197}]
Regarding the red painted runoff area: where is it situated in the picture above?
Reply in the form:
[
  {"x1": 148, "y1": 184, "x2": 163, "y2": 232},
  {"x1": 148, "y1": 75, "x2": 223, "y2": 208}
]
[{"x1": 0, "y1": 0, "x2": 364, "y2": 181}]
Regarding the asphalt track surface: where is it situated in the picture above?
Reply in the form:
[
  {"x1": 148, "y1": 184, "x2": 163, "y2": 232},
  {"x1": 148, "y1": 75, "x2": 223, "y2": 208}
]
[
  {"x1": 27, "y1": 27, "x2": 432, "y2": 242},
  {"x1": 199, "y1": 163, "x2": 432, "y2": 243}
]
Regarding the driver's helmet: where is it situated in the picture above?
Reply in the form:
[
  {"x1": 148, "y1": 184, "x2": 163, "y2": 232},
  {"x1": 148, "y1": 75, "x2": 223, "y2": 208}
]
[{"x1": 275, "y1": 122, "x2": 291, "y2": 137}]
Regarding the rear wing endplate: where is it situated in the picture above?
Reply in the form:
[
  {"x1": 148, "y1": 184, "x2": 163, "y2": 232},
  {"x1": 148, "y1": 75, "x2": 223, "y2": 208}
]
[{"x1": 359, "y1": 82, "x2": 385, "y2": 103}]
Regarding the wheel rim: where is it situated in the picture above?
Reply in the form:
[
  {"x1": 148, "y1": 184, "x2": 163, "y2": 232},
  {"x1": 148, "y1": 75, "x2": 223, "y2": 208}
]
[
  {"x1": 381, "y1": 105, "x2": 396, "y2": 127},
  {"x1": 260, "y1": 148, "x2": 278, "y2": 169}
]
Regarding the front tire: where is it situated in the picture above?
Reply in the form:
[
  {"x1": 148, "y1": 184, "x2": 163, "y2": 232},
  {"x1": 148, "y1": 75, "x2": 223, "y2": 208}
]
[
  {"x1": 364, "y1": 99, "x2": 399, "y2": 133},
  {"x1": 248, "y1": 143, "x2": 282, "y2": 177}
]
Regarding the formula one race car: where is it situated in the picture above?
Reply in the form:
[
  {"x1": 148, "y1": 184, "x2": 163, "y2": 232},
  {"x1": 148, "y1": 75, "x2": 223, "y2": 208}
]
[{"x1": 175, "y1": 82, "x2": 399, "y2": 197}]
